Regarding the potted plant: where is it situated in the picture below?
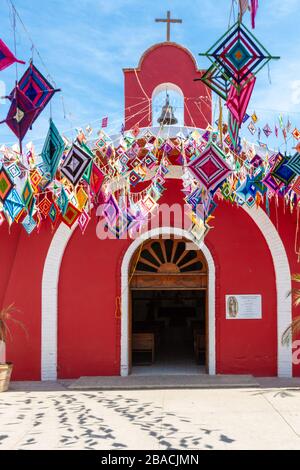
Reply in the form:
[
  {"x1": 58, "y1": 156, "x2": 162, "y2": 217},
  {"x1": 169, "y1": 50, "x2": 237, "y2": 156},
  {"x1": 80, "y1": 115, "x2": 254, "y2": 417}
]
[
  {"x1": 282, "y1": 274, "x2": 300, "y2": 346},
  {"x1": 0, "y1": 304, "x2": 25, "y2": 392}
]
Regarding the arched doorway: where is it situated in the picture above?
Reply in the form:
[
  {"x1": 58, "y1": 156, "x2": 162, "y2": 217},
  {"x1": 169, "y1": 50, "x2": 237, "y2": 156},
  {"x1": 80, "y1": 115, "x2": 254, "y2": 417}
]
[{"x1": 129, "y1": 236, "x2": 208, "y2": 375}]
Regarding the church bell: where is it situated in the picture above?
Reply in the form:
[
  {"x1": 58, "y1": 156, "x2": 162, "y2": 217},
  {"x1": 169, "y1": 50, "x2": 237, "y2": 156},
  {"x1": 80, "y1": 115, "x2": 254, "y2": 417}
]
[{"x1": 157, "y1": 93, "x2": 178, "y2": 126}]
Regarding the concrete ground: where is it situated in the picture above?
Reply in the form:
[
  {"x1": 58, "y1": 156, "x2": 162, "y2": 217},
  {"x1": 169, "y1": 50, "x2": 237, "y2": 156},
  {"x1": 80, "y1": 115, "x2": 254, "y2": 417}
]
[{"x1": 0, "y1": 379, "x2": 300, "y2": 450}]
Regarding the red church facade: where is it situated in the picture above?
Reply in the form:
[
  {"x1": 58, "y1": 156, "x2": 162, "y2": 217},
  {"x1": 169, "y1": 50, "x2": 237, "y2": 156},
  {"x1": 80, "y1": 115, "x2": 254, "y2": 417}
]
[{"x1": 1, "y1": 41, "x2": 299, "y2": 381}]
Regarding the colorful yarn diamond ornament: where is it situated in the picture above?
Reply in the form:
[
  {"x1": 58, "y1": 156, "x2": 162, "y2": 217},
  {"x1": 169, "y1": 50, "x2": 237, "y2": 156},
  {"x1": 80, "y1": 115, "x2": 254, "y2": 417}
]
[
  {"x1": 0, "y1": 39, "x2": 25, "y2": 71},
  {"x1": 41, "y1": 119, "x2": 65, "y2": 181},
  {"x1": 187, "y1": 142, "x2": 233, "y2": 191},
  {"x1": 0, "y1": 87, "x2": 38, "y2": 142},
  {"x1": 15, "y1": 62, "x2": 60, "y2": 124},
  {"x1": 199, "y1": 22, "x2": 279, "y2": 91},
  {"x1": 60, "y1": 143, "x2": 92, "y2": 186}
]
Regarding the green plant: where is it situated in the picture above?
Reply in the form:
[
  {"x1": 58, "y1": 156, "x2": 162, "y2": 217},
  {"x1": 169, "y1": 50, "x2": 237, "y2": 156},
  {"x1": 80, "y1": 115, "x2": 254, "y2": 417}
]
[
  {"x1": 0, "y1": 304, "x2": 26, "y2": 344},
  {"x1": 282, "y1": 274, "x2": 300, "y2": 346}
]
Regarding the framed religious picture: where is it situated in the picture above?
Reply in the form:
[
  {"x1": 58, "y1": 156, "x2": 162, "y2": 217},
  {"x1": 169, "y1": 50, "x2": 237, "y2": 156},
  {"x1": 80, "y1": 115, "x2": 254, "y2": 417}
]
[{"x1": 226, "y1": 295, "x2": 262, "y2": 320}]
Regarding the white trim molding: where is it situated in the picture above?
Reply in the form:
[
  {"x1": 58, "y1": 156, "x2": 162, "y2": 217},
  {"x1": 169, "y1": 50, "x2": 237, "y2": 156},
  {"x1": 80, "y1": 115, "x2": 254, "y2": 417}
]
[
  {"x1": 41, "y1": 224, "x2": 76, "y2": 381},
  {"x1": 120, "y1": 227, "x2": 216, "y2": 376}
]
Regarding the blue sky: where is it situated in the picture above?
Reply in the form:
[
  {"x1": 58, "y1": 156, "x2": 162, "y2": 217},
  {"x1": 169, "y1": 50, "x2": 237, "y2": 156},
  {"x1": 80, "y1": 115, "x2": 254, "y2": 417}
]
[{"x1": 0, "y1": 0, "x2": 300, "y2": 152}]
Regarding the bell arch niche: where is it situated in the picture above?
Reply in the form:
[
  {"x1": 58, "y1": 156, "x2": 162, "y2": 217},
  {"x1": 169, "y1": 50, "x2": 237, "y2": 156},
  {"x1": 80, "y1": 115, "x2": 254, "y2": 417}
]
[
  {"x1": 123, "y1": 42, "x2": 212, "y2": 130},
  {"x1": 152, "y1": 83, "x2": 184, "y2": 127}
]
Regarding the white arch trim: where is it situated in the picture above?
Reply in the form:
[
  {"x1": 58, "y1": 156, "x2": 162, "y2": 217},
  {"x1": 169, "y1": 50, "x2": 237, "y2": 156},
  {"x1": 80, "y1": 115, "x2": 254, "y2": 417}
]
[
  {"x1": 120, "y1": 227, "x2": 216, "y2": 376},
  {"x1": 41, "y1": 207, "x2": 292, "y2": 380},
  {"x1": 41, "y1": 223, "x2": 76, "y2": 381}
]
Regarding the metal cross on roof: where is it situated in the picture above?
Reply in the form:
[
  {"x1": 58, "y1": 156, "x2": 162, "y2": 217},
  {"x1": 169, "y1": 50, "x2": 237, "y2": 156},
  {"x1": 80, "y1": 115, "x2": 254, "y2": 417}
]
[{"x1": 155, "y1": 11, "x2": 182, "y2": 42}]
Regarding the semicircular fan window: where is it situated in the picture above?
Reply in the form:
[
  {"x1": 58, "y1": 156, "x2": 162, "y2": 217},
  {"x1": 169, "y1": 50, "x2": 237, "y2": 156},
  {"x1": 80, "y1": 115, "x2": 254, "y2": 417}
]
[{"x1": 136, "y1": 239, "x2": 204, "y2": 273}]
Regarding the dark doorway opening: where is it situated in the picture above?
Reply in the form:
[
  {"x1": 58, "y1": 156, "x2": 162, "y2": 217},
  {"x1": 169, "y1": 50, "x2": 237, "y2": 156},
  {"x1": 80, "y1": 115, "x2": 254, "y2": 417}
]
[{"x1": 131, "y1": 290, "x2": 206, "y2": 371}]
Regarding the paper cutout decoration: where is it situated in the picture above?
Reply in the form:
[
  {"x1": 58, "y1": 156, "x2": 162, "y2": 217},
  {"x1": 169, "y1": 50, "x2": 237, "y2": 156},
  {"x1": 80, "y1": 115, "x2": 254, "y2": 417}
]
[
  {"x1": 0, "y1": 39, "x2": 25, "y2": 71},
  {"x1": 200, "y1": 22, "x2": 278, "y2": 90},
  {"x1": 292, "y1": 128, "x2": 300, "y2": 140},
  {"x1": 242, "y1": 113, "x2": 250, "y2": 123},
  {"x1": 41, "y1": 119, "x2": 65, "y2": 181},
  {"x1": 263, "y1": 124, "x2": 272, "y2": 138},
  {"x1": 0, "y1": 87, "x2": 37, "y2": 141},
  {"x1": 187, "y1": 143, "x2": 232, "y2": 191},
  {"x1": 0, "y1": 168, "x2": 14, "y2": 202},
  {"x1": 248, "y1": 121, "x2": 256, "y2": 135},
  {"x1": 101, "y1": 117, "x2": 108, "y2": 128},
  {"x1": 60, "y1": 143, "x2": 92, "y2": 186},
  {"x1": 16, "y1": 62, "x2": 60, "y2": 124}
]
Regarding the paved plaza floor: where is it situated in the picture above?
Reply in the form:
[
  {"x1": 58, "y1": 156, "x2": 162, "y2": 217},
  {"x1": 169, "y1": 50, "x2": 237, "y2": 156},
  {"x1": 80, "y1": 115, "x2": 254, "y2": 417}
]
[{"x1": 0, "y1": 379, "x2": 300, "y2": 450}]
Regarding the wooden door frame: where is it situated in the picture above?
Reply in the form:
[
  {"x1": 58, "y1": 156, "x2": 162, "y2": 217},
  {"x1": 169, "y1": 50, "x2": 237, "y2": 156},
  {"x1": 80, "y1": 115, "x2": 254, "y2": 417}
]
[{"x1": 120, "y1": 227, "x2": 216, "y2": 377}]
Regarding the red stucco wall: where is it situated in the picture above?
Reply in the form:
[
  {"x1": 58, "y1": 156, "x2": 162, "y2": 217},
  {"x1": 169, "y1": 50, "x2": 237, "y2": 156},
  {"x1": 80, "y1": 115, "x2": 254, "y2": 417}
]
[
  {"x1": 2, "y1": 221, "x2": 57, "y2": 380},
  {"x1": 56, "y1": 180, "x2": 278, "y2": 378}
]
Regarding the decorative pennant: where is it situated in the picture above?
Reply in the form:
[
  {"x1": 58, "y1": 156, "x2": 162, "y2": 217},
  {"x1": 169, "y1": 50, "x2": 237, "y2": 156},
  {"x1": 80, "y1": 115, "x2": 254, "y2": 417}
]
[
  {"x1": 0, "y1": 39, "x2": 25, "y2": 71},
  {"x1": 101, "y1": 117, "x2": 108, "y2": 128},
  {"x1": 263, "y1": 124, "x2": 272, "y2": 138},
  {"x1": 250, "y1": 0, "x2": 259, "y2": 29},
  {"x1": 248, "y1": 121, "x2": 256, "y2": 135},
  {"x1": 292, "y1": 128, "x2": 300, "y2": 140}
]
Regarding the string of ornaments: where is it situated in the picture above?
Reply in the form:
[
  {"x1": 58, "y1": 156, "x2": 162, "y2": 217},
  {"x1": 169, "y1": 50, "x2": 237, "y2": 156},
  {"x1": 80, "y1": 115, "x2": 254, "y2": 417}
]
[{"x1": 1, "y1": 1, "x2": 300, "y2": 246}]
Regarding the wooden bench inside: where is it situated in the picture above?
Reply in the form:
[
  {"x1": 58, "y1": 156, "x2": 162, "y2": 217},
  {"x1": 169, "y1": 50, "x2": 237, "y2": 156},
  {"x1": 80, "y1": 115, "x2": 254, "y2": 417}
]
[{"x1": 132, "y1": 333, "x2": 155, "y2": 365}]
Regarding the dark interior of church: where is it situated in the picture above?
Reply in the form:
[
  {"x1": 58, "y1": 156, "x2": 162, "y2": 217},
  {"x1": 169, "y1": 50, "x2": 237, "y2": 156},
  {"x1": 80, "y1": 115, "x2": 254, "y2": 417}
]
[{"x1": 132, "y1": 290, "x2": 206, "y2": 367}]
